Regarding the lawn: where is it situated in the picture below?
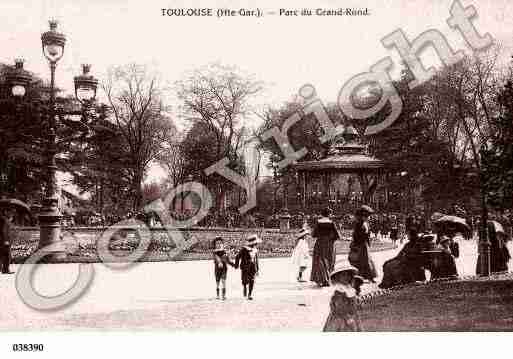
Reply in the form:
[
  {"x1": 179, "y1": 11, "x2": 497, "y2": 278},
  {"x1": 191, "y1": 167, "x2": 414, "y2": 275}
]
[{"x1": 358, "y1": 275, "x2": 513, "y2": 331}]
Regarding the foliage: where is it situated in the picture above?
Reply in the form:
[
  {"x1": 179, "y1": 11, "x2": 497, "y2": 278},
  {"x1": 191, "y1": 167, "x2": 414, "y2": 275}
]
[
  {"x1": 103, "y1": 63, "x2": 177, "y2": 211},
  {"x1": 65, "y1": 103, "x2": 133, "y2": 218},
  {"x1": 482, "y1": 76, "x2": 513, "y2": 209},
  {"x1": 175, "y1": 63, "x2": 263, "y2": 210},
  {"x1": 0, "y1": 63, "x2": 89, "y2": 203}
]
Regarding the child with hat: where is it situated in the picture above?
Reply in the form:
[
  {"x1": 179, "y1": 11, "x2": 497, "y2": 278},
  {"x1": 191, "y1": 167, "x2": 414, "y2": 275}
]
[
  {"x1": 235, "y1": 234, "x2": 260, "y2": 300},
  {"x1": 323, "y1": 263, "x2": 362, "y2": 332},
  {"x1": 212, "y1": 236, "x2": 236, "y2": 300},
  {"x1": 291, "y1": 228, "x2": 311, "y2": 282}
]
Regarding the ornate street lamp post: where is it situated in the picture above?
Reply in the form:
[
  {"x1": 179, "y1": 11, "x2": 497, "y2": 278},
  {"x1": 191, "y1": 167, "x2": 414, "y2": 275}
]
[
  {"x1": 478, "y1": 145, "x2": 491, "y2": 276},
  {"x1": 6, "y1": 20, "x2": 98, "y2": 259},
  {"x1": 38, "y1": 20, "x2": 67, "y2": 258}
]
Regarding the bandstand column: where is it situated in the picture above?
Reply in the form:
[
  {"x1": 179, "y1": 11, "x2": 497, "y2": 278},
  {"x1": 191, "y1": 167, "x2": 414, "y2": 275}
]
[
  {"x1": 300, "y1": 172, "x2": 307, "y2": 213},
  {"x1": 322, "y1": 172, "x2": 330, "y2": 204}
]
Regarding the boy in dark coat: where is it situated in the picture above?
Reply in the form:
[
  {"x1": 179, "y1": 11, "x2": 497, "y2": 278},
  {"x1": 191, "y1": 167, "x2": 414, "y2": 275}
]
[
  {"x1": 212, "y1": 236, "x2": 236, "y2": 300},
  {"x1": 235, "y1": 234, "x2": 260, "y2": 300}
]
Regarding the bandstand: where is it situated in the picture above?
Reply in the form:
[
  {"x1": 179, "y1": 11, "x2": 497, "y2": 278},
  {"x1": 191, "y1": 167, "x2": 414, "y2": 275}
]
[{"x1": 294, "y1": 125, "x2": 386, "y2": 214}]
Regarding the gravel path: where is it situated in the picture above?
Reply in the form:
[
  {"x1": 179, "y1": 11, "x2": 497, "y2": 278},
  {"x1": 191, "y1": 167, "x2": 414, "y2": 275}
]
[{"x1": 0, "y1": 239, "x2": 510, "y2": 330}]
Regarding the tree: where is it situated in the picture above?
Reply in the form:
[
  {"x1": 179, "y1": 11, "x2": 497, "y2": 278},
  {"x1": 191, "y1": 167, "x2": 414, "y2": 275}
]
[
  {"x1": 103, "y1": 63, "x2": 177, "y2": 210},
  {"x1": 372, "y1": 46, "x2": 506, "y2": 214},
  {"x1": 0, "y1": 63, "x2": 89, "y2": 203},
  {"x1": 256, "y1": 100, "x2": 345, "y2": 164},
  {"x1": 175, "y1": 63, "x2": 263, "y2": 210},
  {"x1": 483, "y1": 73, "x2": 513, "y2": 209},
  {"x1": 421, "y1": 48, "x2": 503, "y2": 214},
  {"x1": 369, "y1": 67, "x2": 465, "y2": 213},
  {"x1": 65, "y1": 103, "x2": 134, "y2": 219},
  {"x1": 179, "y1": 121, "x2": 246, "y2": 210},
  {"x1": 157, "y1": 137, "x2": 186, "y2": 188}
]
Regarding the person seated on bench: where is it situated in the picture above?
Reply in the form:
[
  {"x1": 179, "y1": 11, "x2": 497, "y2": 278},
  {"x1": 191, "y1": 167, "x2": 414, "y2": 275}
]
[{"x1": 429, "y1": 236, "x2": 458, "y2": 280}]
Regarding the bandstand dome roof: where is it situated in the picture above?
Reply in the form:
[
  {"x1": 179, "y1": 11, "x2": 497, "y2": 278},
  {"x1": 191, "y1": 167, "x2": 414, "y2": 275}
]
[
  {"x1": 294, "y1": 152, "x2": 384, "y2": 171},
  {"x1": 294, "y1": 125, "x2": 384, "y2": 172}
]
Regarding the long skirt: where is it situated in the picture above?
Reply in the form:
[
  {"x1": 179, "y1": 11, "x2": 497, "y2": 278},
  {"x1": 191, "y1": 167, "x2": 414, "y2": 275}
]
[
  {"x1": 380, "y1": 256, "x2": 426, "y2": 289},
  {"x1": 476, "y1": 245, "x2": 510, "y2": 274},
  {"x1": 310, "y1": 240, "x2": 335, "y2": 286},
  {"x1": 348, "y1": 244, "x2": 377, "y2": 281}
]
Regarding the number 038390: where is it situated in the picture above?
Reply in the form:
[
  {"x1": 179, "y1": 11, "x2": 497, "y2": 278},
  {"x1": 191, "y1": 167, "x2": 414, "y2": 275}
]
[{"x1": 12, "y1": 344, "x2": 44, "y2": 352}]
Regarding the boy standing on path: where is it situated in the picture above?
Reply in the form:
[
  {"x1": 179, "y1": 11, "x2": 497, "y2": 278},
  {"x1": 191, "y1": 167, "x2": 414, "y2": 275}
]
[
  {"x1": 235, "y1": 234, "x2": 260, "y2": 300},
  {"x1": 212, "y1": 236, "x2": 236, "y2": 300}
]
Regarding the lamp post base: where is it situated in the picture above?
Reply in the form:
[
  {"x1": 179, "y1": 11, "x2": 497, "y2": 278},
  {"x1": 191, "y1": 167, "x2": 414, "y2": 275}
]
[
  {"x1": 478, "y1": 240, "x2": 491, "y2": 277},
  {"x1": 38, "y1": 211, "x2": 66, "y2": 261},
  {"x1": 279, "y1": 208, "x2": 291, "y2": 233}
]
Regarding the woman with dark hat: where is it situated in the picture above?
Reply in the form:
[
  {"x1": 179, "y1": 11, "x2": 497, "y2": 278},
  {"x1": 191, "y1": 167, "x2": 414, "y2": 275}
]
[
  {"x1": 310, "y1": 207, "x2": 341, "y2": 287},
  {"x1": 323, "y1": 263, "x2": 362, "y2": 332},
  {"x1": 348, "y1": 205, "x2": 377, "y2": 282}
]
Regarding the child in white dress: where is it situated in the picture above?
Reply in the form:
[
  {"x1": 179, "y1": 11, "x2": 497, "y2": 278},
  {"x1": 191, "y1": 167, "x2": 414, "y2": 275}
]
[{"x1": 291, "y1": 228, "x2": 311, "y2": 282}]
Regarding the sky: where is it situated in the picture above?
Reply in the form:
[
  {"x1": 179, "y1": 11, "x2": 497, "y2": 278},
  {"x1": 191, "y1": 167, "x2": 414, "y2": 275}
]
[{"x1": 1, "y1": 0, "x2": 513, "y2": 189}]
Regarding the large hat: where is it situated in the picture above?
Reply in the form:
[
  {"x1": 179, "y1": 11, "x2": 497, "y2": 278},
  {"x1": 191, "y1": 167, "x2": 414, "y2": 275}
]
[
  {"x1": 356, "y1": 205, "x2": 374, "y2": 216},
  {"x1": 353, "y1": 275, "x2": 365, "y2": 286},
  {"x1": 439, "y1": 235, "x2": 451, "y2": 245},
  {"x1": 330, "y1": 262, "x2": 358, "y2": 279},
  {"x1": 296, "y1": 228, "x2": 310, "y2": 239},
  {"x1": 247, "y1": 234, "x2": 261, "y2": 245},
  {"x1": 421, "y1": 233, "x2": 437, "y2": 242}
]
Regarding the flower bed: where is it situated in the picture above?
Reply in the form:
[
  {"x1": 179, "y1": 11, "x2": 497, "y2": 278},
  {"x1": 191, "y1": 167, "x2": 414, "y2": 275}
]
[{"x1": 10, "y1": 226, "x2": 395, "y2": 263}]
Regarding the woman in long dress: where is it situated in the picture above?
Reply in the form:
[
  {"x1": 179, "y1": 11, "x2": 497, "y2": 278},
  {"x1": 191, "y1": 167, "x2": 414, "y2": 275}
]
[
  {"x1": 379, "y1": 231, "x2": 429, "y2": 289},
  {"x1": 476, "y1": 221, "x2": 511, "y2": 274},
  {"x1": 310, "y1": 208, "x2": 340, "y2": 287},
  {"x1": 349, "y1": 205, "x2": 377, "y2": 282}
]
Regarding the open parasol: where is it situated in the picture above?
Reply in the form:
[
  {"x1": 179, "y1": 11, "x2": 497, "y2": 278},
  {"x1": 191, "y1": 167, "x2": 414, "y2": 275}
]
[
  {"x1": 433, "y1": 215, "x2": 470, "y2": 235},
  {"x1": 0, "y1": 198, "x2": 31, "y2": 214},
  {"x1": 488, "y1": 220, "x2": 505, "y2": 235}
]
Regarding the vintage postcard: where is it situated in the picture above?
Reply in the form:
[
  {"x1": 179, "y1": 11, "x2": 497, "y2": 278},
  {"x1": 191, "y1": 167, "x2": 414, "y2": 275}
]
[{"x1": 1, "y1": 0, "x2": 513, "y2": 355}]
